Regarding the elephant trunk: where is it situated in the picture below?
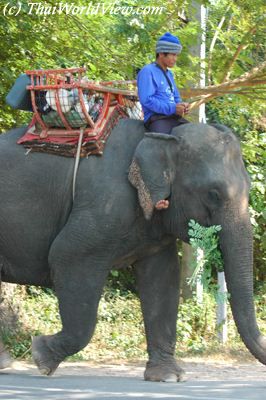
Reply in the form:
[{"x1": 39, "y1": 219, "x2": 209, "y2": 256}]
[{"x1": 220, "y1": 210, "x2": 266, "y2": 365}]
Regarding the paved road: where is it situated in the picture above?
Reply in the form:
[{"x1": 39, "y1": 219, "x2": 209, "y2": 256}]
[{"x1": 0, "y1": 361, "x2": 265, "y2": 400}]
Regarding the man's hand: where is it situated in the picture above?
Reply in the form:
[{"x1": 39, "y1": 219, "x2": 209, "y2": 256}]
[{"x1": 176, "y1": 102, "x2": 190, "y2": 116}]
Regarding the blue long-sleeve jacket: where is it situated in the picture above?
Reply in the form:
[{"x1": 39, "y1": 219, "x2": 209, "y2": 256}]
[{"x1": 137, "y1": 63, "x2": 182, "y2": 122}]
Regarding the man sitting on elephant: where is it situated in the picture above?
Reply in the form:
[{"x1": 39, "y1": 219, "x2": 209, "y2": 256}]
[{"x1": 137, "y1": 32, "x2": 190, "y2": 134}]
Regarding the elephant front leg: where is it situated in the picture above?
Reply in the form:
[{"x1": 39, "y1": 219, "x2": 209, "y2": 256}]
[
  {"x1": 135, "y1": 241, "x2": 184, "y2": 382},
  {"x1": 32, "y1": 246, "x2": 109, "y2": 375}
]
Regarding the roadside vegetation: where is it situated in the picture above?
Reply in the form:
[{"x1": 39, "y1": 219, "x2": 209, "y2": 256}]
[{"x1": 1, "y1": 281, "x2": 265, "y2": 362}]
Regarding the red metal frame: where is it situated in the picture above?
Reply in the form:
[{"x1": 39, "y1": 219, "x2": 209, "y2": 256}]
[{"x1": 25, "y1": 67, "x2": 138, "y2": 140}]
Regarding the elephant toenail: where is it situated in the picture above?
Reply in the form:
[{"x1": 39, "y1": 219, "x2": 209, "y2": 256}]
[{"x1": 163, "y1": 373, "x2": 178, "y2": 382}]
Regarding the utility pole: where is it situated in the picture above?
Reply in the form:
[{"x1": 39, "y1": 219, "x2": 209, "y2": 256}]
[
  {"x1": 181, "y1": 1, "x2": 206, "y2": 302},
  {"x1": 216, "y1": 272, "x2": 228, "y2": 343}
]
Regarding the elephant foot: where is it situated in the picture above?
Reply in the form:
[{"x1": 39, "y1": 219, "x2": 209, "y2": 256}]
[
  {"x1": 32, "y1": 335, "x2": 62, "y2": 376},
  {"x1": 0, "y1": 349, "x2": 13, "y2": 369},
  {"x1": 144, "y1": 359, "x2": 185, "y2": 382}
]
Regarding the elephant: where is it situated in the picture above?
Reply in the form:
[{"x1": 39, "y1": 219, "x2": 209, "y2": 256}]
[{"x1": 0, "y1": 120, "x2": 265, "y2": 381}]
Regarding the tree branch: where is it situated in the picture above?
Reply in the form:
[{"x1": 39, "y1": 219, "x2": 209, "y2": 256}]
[
  {"x1": 221, "y1": 25, "x2": 257, "y2": 82},
  {"x1": 180, "y1": 60, "x2": 266, "y2": 107}
]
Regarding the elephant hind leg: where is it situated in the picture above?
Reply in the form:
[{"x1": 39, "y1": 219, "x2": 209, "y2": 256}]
[
  {"x1": 32, "y1": 335, "x2": 61, "y2": 376},
  {"x1": 0, "y1": 341, "x2": 13, "y2": 369},
  {"x1": 32, "y1": 244, "x2": 110, "y2": 375}
]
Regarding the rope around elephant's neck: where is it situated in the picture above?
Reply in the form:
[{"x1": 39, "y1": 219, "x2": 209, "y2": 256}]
[{"x1": 72, "y1": 128, "x2": 84, "y2": 202}]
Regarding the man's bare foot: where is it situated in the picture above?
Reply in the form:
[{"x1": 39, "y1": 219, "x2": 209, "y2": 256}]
[{"x1": 155, "y1": 200, "x2": 169, "y2": 210}]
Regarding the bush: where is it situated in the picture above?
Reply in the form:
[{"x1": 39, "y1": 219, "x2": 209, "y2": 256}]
[
  {"x1": 2, "y1": 283, "x2": 265, "y2": 360},
  {"x1": 1, "y1": 285, "x2": 145, "y2": 360}
]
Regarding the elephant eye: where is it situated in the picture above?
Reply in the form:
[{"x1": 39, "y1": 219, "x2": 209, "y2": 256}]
[{"x1": 208, "y1": 189, "x2": 221, "y2": 204}]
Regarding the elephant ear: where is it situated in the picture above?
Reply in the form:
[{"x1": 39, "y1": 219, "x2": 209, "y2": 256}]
[{"x1": 128, "y1": 132, "x2": 178, "y2": 220}]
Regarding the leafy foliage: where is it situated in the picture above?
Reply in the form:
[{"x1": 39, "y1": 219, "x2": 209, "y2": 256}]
[
  {"x1": 0, "y1": 0, "x2": 265, "y2": 127},
  {"x1": 1, "y1": 285, "x2": 145, "y2": 360},
  {"x1": 187, "y1": 220, "x2": 223, "y2": 295},
  {"x1": 206, "y1": 0, "x2": 265, "y2": 89},
  {"x1": 2, "y1": 284, "x2": 265, "y2": 359},
  {"x1": 107, "y1": 268, "x2": 137, "y2": 295},
  {"x1": 177, "y1": 294, "x2": 217, "y2": 352}
]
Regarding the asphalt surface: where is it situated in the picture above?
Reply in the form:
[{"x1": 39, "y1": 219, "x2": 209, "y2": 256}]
[{"x1": 0, "y1": 360, "x2": 265, "y2": 400}]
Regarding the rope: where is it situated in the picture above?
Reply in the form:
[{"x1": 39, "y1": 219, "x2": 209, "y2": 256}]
[{"x1": 72, "y1": 128, "x2": 84, "y2": 202}]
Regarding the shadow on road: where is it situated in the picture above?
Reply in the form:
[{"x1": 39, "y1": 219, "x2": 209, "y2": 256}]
[{"x1": 0, "y1": 360, "x2": 265, "y2": 399}]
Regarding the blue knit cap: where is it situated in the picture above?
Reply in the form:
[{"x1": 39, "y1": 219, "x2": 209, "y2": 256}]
[{"x1": 156, "y1": 32, "x2": 182, "y2": 54}]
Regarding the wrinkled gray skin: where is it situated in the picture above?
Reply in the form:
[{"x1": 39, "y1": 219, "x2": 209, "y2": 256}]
[{"x1": 0, "y1": 120, "x2": 265, "y2": 381}]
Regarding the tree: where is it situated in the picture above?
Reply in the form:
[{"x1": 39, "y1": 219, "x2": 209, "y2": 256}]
[
  {"x1": 0, "y1": 0, "x2": 264, "y2": 283},
  {"x1": 185, "y1": 0, "x2": 265, "y2": 108}
]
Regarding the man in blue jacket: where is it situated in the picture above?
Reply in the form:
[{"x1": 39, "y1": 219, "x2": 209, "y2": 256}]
[{"x1": 137, "y1": 32, "x2": 190, "y2": 134}]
